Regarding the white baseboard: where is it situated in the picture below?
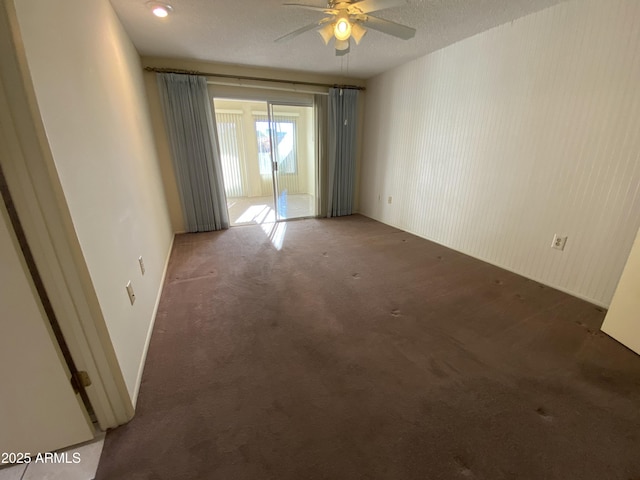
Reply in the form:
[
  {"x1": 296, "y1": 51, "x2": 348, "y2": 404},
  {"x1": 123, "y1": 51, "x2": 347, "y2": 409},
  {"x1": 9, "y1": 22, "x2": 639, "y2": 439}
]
[
  {"x1": 131, "y1": 233, "x2": 175, "y2": 406},
  {"x1": 358, "y1": 213, "x2": 609, "y2": 310}
]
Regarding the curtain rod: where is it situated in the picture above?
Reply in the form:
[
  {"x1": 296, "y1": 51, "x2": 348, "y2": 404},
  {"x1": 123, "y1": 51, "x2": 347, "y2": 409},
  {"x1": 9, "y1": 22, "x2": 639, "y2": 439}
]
[
  {"x1": 205, "y1": 79, "x2": 329, "y2": 96},
  {"x1": 144, "y1": 67, "x2": 366, "y2": 91}
]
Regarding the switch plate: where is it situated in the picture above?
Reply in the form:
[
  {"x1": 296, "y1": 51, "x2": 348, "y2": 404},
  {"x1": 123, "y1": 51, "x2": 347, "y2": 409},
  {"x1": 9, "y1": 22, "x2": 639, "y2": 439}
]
[
  {"x1": 388, "y1": 196, "x2": 393, "y2": 204},
  {"x1": 138, "y1": 256, "x2": 145, "y2": 275},
  {"x1": 126, "y1": 281, "x2": 136, "y2": 305},
  {"x1": 551, "y1": 234, "x2": 568, "y2": 251}
]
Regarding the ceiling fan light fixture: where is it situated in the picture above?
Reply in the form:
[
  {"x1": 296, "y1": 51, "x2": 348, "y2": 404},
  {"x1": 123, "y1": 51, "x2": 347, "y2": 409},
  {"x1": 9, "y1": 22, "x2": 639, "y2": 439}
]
[
  {"x1": 335, "y1": 38, "x2": 350, "y2": 51},
  {"x1": 350, "y1": 22, "x2": 367, "y2": 45},
  {"x1": 318, "y1": 23, "x2": 335, "y2": 45},
  {"x1": 333, "y1": 14, "x2": 352, "y2": 41},
  {"x1": 276, "y1": 0, "x2": 416, "y2": 52},
  {"x1": 147, "y1": 2, "x2": 173, "y2": 18}
]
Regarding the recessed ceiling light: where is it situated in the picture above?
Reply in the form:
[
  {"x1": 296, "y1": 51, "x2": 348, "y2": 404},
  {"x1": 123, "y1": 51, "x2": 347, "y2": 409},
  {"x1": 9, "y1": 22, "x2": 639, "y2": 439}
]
[{"x1": 147, "y1": 2, "x2": 173, "y2": 18}]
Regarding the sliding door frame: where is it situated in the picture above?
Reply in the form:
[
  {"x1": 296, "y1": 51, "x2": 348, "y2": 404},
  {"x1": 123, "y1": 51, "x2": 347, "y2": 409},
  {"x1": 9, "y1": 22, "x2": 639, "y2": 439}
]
[
  {"x1": 266, "y1": 101, "x2": 280, "y2": 221},
  {"x1": 210, "y1": 85, "x2": 319, "y2": 224},
  {"x1": 267, "y1": 100, "x2": 317, "y2": 222}
]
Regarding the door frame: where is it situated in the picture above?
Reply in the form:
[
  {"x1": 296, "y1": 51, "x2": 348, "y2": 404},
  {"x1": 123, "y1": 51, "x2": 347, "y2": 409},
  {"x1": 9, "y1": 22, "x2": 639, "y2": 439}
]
[
  {"x1": 0, "y1": 0, "x2": 133, "y2": 429},
  {"x1": 209, "y1": 86, "x2": 320, "y2": 224},
  {"x1": 213, "y1": 96, "x2": 318, "y2": 223}
]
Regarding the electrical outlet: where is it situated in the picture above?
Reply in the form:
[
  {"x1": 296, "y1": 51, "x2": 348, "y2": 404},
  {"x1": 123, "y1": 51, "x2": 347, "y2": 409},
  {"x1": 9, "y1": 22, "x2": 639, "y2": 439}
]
[
  {"x1": 551, "y1": 234, "x2": 568, "y2": 251},
  {"x1": 388, "y1": 196, "x2": 393, "y2": 204},
  {"x1": 126, "y1": 281, "x2": 136, "y2": 305},
  {"x1": 138, "y1": 256, "x2": 145, "y2": 275}
]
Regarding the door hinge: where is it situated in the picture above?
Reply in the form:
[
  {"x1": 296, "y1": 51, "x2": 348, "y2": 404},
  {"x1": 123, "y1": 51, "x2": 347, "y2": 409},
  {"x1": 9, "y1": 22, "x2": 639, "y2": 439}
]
[
  {"x1": 70, "y1": 371, "x2": 92, "y2": 393},
  {"x1": 273, "y1": 161, "x2": 278, "y2": 172}
]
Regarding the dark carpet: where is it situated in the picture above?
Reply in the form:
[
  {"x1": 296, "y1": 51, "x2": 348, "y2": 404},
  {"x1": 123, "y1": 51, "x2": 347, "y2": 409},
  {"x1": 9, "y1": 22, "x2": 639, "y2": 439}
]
[{"x1": 95, "y1": 215, "x2": 640, "y2": 480}]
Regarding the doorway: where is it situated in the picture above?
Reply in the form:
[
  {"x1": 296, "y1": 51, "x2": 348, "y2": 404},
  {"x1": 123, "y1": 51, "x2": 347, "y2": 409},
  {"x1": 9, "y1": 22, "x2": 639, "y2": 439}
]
[{"x1": 213, "y1": 99, "x2": 317, "y2": 227}]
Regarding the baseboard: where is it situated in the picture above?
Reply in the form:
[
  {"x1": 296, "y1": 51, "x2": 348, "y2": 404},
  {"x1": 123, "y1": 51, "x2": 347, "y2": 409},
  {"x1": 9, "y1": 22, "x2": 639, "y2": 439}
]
[
  {"x1": 131, "y1": 233, "x2": 175, "y2": 406},
  {"x1": 358, "y1": 213, "x2": 609, "y2": 310}
]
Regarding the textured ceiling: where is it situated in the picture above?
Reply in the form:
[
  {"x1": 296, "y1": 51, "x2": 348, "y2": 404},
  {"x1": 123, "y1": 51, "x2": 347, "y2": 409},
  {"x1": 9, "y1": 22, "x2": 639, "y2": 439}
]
[{"x1": 109, "y1": 0, "x2": 567, "y2": 79}]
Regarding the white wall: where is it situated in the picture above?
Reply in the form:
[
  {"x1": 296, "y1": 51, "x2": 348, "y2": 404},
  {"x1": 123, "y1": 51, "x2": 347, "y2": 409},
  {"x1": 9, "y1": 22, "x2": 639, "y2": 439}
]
[
  {"x1": 602, "y1": 226, "x2": 640, "y2": 354},
  {"x1": 14, "y1": 0, "x2": 174, "y2": 400},
  {"x1": 360, "y1": 0, "x2": 640, "y2": 307}
]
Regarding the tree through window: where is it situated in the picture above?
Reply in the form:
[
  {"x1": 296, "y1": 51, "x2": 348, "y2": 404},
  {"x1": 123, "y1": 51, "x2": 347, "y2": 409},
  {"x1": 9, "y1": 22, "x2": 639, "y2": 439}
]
[{"x1": 255, "y1": 119, "x2": 297, "y2": 175}]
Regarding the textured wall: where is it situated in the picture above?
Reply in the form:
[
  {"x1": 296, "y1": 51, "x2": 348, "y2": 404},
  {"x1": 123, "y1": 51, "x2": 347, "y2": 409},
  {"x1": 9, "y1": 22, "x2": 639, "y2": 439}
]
[{"x1": 360, "y1": 0, "x2": 640, "y2": 307}]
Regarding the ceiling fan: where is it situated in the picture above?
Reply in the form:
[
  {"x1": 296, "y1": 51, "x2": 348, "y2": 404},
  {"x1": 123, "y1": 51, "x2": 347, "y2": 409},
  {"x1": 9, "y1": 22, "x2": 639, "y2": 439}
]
[{"x1": 275, "y1": 0, "x2": 416, "y2": 56}]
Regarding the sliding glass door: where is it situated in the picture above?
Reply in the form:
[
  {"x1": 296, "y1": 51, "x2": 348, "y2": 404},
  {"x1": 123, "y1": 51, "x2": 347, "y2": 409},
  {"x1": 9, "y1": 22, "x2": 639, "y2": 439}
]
[
  {"x1": 267, "y1": 102, "x2": 316, "y2": 221},
  {"x1": 214, "y1": 97, "x2": 316, "y2": 226}
]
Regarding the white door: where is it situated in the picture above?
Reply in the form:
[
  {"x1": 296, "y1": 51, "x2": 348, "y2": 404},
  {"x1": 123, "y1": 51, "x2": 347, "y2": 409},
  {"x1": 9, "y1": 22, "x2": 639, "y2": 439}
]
[
  {"x1": 601, "y1": 227, "x2": 640, "y2": 355},
  {"x1": 0, "y1": 201, "x2": 94, "y2": 456}
]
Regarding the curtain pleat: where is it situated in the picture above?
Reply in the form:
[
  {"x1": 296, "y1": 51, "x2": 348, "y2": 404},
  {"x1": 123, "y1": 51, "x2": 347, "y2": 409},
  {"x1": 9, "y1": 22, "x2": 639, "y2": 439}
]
[
  {"x1": 327, "y1": 88, "x2": 358, "y2": 217},
  {"x1": 314, "y1": 94, "x2": 328, "y2": 218},
  {"x1": 156, "y1": 73, "x2": 229, "y2": 232}
]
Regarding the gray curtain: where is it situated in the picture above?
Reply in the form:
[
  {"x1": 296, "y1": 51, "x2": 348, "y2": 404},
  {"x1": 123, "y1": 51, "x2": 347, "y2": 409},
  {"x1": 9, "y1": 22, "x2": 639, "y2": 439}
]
[
  {"x1": 327, "y1": 87, "x2": 358, "y2": 217},
  {"x1": 156, "y1": 73, "x2": 229, "y2": 232},
  {"x1": 314, "y1": 94, "x2": 328, "y2": 218}
]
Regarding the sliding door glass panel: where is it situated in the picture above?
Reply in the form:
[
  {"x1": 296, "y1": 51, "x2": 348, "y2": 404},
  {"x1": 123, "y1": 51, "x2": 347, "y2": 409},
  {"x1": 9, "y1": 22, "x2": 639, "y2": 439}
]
[
  {"x1": 214, "y1": 98, "x2": 316, "y2": 226},
  {"x1": 267, "y1": 102, "x2": 316, "y2": 221},
  {"x1": 214, "y1": 101, "x2": 275, "y2": 226}
]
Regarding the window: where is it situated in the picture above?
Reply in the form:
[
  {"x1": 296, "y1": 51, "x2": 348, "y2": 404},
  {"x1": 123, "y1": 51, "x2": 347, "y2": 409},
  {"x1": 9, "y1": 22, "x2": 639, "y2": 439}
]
[{"x1": 254, "y1": 118, "x2": 297, "y2": 175}]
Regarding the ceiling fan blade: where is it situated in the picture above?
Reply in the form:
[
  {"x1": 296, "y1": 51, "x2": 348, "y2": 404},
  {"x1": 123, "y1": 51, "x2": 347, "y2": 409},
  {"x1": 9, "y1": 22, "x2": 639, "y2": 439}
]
[
  {"x1": 360, "y1": 15, "x2": 415, "y2": 39},
  {"x1": 275, "y1": 20, "x2": 325, "y2": 43},
  {"x1": 283, "y1": 3, "x2": 338, "y2": 15},
  {"x1": 348, "y1": 0, "x2": 406, "y2": 15}
]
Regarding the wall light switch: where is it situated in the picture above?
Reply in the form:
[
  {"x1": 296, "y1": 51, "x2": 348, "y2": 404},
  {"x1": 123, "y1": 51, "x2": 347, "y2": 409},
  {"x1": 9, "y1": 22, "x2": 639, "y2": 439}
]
[
  {"x1": 138, "y1": 256, "x2": 145, "y2": 275},
  {"x1": 126, "y1": 281, "x2": 136, "y2": 305},
  {"x1": 388, "y1": 196, "x2": 393, "y2": 204}
]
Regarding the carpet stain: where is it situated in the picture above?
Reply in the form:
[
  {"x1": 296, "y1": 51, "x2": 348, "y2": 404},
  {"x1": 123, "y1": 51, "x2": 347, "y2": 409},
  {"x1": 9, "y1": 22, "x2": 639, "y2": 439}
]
[
  {"x1": 536, "y1": 407, "x2": 553, "y2": 422},
  {"x1": 575, "y1": 320, "x2": 604, "y2": 337},
  {"x1": 352, "y1": 273, "x2": 361, "y2": 279},
  {"x1": 454, "y1": 456, "x2": 474, "y2": 477},
  {"x1": 428, "y1": 358, "x2": 448, "y2": 379}
]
